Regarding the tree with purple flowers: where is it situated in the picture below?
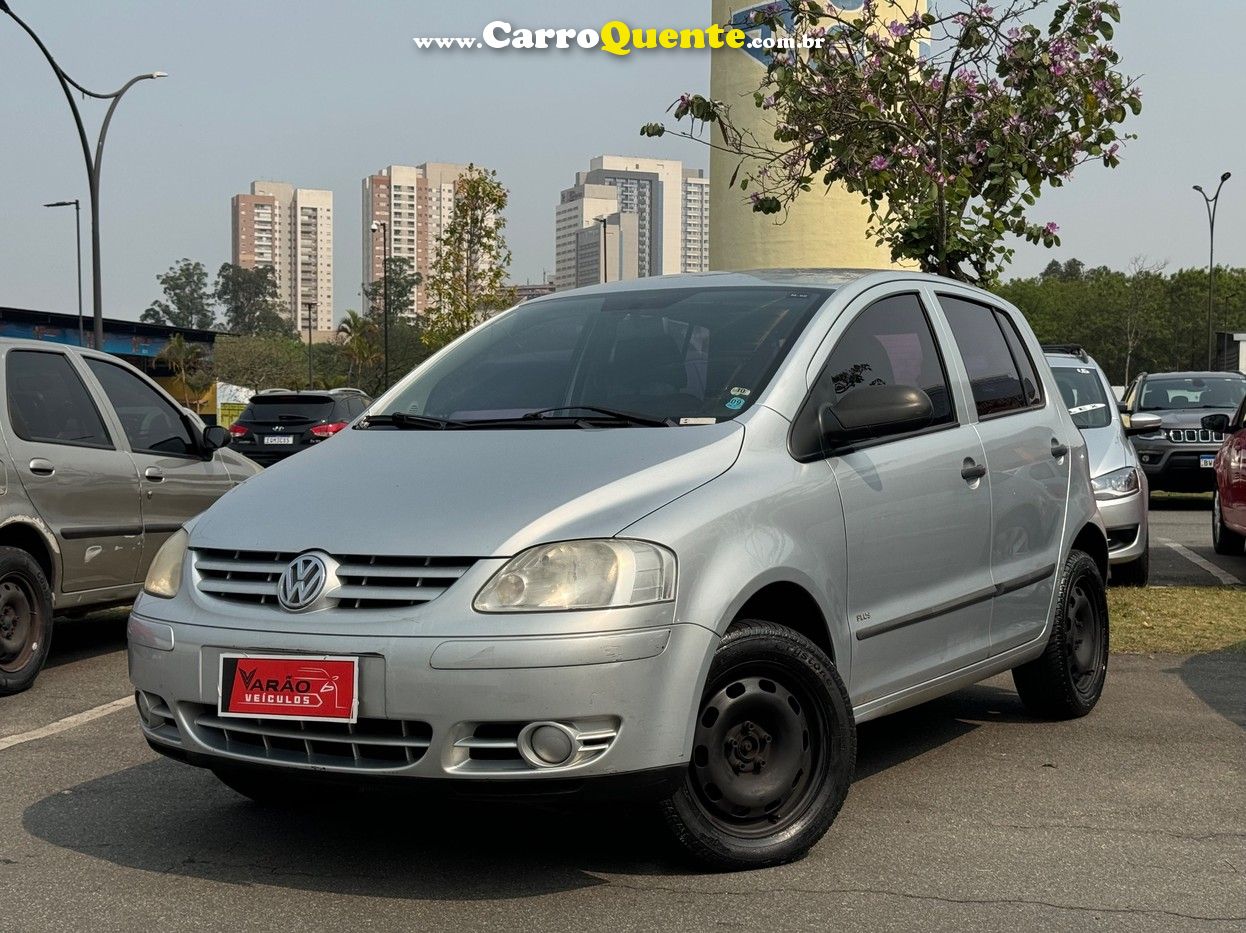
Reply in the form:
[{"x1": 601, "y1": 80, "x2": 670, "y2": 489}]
[{"x1": 641, "y1": 0, "x2": 1141, "y2": 285}]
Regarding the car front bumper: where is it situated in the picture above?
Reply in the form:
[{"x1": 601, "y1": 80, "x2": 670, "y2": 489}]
[
  {"x1": 1133, "y1": 441, "x2": 1219, "y2": 491},
  {"x1": 1097, "y1": 489, "x2": 1148, "y2": 564},
  {"x1": 128, "y1": 610, "x2": 714, "y2": 789}
]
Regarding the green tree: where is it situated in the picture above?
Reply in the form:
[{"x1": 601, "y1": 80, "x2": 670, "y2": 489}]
[
  {"x1": 422, "y1": 164, "x2": 516, "y2": 348},
  {"x1": 215, "y1": 263, "x2": 290, "y2": 336},
  {"x1": 336, "y1": 309, "x2": 381, "y2": 386},
  {"x1": 364, "y1": 257, "x2": 421, "y2": 323},
  {"x1": 142, "y1": 259, "x2": 216, "y2": 329},
  {"x1": 643, "y1": 0, "x2": 1140, "y2": 285},
  {"x1": 213, "y1": 334, "x2": 307, "y2": 391}
]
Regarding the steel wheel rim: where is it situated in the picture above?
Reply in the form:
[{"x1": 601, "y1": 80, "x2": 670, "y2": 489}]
[
  {"x1": 0, "y1": 573, "x2": 39, "y2": 673},
  {"x1": 688, "y1": 663, "x2": 830, "y2": 839},
  {"x1": 1065, "y1": 580, "x2": 1104, "y2": 698}
]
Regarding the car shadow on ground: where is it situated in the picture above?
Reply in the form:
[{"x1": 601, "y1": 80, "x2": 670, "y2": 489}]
[
  {"x1": 21, "y1": 682, "x2": 1031, "y2": 894},
  {"x1": 1176, "y1": 642, "x2": 1246, "y2": 730},
  {"x1": 1148, "y1": 493, "x2": 1212, "y2": 512},
  {"x1": 45, "y1": 609, "x2": 129, "y2": 670}
]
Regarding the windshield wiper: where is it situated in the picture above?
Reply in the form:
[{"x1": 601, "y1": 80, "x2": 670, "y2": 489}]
[
  {"x1": 521, "y1": 406, "x2": 674, "y2": 427},
  {"x1": 362, "y1": 412, "x2": 467, "y2": 430}
]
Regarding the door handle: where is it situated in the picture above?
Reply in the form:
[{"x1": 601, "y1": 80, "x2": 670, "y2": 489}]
[
  {"x1": 144, "y1": 467, "x2": 165, "y2": 483},
  {"x1": 1051, "y1": 438, "x2": 1069, "y2": 459},
  {"x1": 28, "y1": 458, "x2": 55, "y2": 477},
  {"x1": 961, "y1": 458, "x2": 987, "y2": 482}
]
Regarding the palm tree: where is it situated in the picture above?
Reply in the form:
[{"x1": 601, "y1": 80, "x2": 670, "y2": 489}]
[
  {"x1": 157, "y1": 334, "x2": 210, "y2": 412},
  {"x1": 337, "y1": 310, "x2": 381, "y2": 386}
]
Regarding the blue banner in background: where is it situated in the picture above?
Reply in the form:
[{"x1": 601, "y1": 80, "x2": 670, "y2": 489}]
[{"x1": 0, "y1": 320, "x2": 209, "y2": 358}]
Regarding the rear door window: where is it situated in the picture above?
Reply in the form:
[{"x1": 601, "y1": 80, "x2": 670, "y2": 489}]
[
  {"x1": 6, "y1": 350, "x2": 112, "y2": 448},
  {"x1": 938, "y1": 295, "x2": 1041, "y2": 418},
  {"x1": 242, "y1": 395, "x2": 336, "y2": 423}
]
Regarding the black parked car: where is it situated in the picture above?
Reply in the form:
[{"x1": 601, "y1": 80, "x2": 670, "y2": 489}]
[
  {"x1": 1120, "y1": 371, "x2": 1246, "y2": 493},
  {"x1": 228, "y1": 389, "x2": 371, "y2": 466}
]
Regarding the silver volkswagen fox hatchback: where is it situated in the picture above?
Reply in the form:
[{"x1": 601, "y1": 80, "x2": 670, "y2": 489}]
[{"x1": 129, "y1": 270, "x2": 1109, "y2": 869}]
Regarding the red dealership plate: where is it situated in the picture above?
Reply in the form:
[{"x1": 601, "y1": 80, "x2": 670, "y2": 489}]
[{"x1": 218, "y1": 654, "x2": 358, "y2": 723}]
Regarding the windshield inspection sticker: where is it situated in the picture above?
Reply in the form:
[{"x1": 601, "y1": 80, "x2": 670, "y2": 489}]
[
  {"x1": 679, "y1": 417, "x2": 718, "y2": 425},
  {"x1": 725, "y1": 397, "x2": 746, "y2": 411},
  {"x1": 730, "y1": 387, "x2": 751, "y2": 397},
  {"x1": 1068, "y1": 403, "x2": 1107, "y2": 414}
]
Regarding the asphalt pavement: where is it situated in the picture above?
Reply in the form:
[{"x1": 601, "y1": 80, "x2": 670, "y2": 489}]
[
  {"x1": 1148, "y1": 495, "x2": 1246, "y2": 586},
  {"x1": 0, "y1": 505, "x2": 1243, "y2": 932}
]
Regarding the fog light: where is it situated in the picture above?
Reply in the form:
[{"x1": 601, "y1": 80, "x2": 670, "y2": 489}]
[{"x1": 521, "y1": 722, "x2": 576, "y2": 767}]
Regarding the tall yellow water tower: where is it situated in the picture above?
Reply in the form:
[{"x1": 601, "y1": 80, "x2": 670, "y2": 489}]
[{"x1": 709, "y1": 0, "x2": 923, "y2": 270}]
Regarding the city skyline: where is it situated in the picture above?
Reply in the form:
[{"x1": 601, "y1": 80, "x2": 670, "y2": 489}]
[{"x1": 1, "y1": 1, "x2": 1243, "y2": 324}]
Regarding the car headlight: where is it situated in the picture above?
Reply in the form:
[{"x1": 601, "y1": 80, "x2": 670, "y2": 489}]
[
  {"x1": 1092, "y1": 467, "x2": 1141, "y2": 501},
  {"x1": 143, "y1": 528, "x2": 188, "y2": 598},
  {"x1": 474, "y1": 539, "x2": 676, "y2": 612}
]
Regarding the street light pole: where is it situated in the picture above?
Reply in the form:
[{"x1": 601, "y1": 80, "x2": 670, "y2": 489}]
[
  {"x1": 2, "y1": 2, "x2": 166, "y2": 349},
  {"x1": 370, "y1": 220, "x2": 390, "y2": 390},
  {"x1": 596, "y1": 216, "x2": 609, "y2": 284},
  {"x1": 1193, "y1": 172, "x2": 1232, "y2": 370},
  {"x1": 304, "y1": 301, "x2": 315, "y2": 389},
  {"x1": 43, "y1": 198, "x2": 83, "y2": 346}
]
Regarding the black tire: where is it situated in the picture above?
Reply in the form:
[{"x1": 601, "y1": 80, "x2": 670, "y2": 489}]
[
  {"x1": 1212, "y1": 492, "x2": 1245, "y2": 555},
  {"x1": 0, "y1": 547, "x2": 54, "y2": 696},
  {"x1": 1109, "y1": 540, "x2": 1149, "y2": 587},
  {"x1": 660, "y1": 619, "x2": 855, "y2": 871},
  {"x1": 1012, "y1": 550, "x2": 1108, "y2": 719},
  {"x1": 212, "y1": 766, "x2": 353, "y2": 808}
]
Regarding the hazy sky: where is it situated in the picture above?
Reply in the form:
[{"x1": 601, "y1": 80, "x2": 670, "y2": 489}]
[{"x1": 1, "y1": 1, "x2": 1243, "y2": 323}]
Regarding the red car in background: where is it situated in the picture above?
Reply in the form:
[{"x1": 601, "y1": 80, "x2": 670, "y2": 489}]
[{"x1": 1205, "y1": 399, "x2": 1246, "y2": 554}]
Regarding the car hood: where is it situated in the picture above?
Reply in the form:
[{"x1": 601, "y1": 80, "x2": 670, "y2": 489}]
[
  {"x1": 1081, "y1": 424, "x2": 1136, "y2": 479},
  {"x1": 191, "y1": 423, "x2": 745, "y2": 557}
]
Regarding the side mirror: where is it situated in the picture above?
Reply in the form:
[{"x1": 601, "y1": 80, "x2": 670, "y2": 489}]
[
  {"x1": 201, "y1": 424, "x2": 231, "y2": 452},
  {"x1": 1201, "y1": 413, "x2": 1232, "y2": 434},
  {"x1": 1124, "y1": 411, "x2": 1163, "y2": 437},
  {"x1": 821, "y1": 384, "x2": 933, "y2": 445}
]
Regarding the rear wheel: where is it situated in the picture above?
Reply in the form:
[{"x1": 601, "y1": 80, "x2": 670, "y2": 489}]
[
  {"x1": 1212, "y1": 492, "x2": 1244, "y2": 555},
  {"x1": 0, "y1": 547, "x2": 54, "y2": 696},
  {"x1": 660, "y1": 620, "x2": 854, "y2": 870},
  {"x1": 1013, "y1": 550, "x2": 1108, "y2": 719}
]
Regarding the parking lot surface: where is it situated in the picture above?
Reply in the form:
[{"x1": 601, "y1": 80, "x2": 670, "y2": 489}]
[
  {"x1": 1149, "y1": 497, "x2": 1245, "y2": 587},
  {"x1": 1, "y1": 503, "x2": 1243, "y2": 933}
]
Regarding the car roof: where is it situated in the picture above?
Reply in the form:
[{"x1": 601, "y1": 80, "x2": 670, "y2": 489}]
[
  {"x1": 523, "y1": 268, "x2": 1011, "y2": 301},
  {"x1": 1141, "y1": 371, "x2": 1246, "y2": 380},
  {"x1": 252, "y1": 388, "x2": 368, "y2": 397},
  {"x1": 1043, "y1": 351, "x2": 1104, "y2": 370}
]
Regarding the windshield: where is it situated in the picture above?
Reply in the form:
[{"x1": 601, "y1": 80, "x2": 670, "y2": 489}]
[
  {"x1": 1139, "y1": 376, "x2": 1246, "y2": 411},
  {"x1": 1052, "y1": 365, "x2": 1113, "y2": 429},
  {"x1": 241, "y1": 396, "x2": 335, "y2": 422},
  {"x1": 377, "y1": 286, "x2": 829, "y2": 425}
]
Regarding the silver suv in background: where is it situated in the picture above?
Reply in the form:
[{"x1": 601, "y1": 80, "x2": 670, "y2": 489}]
[
  {"x1": 129, "y1": 271, "x2": 1109, "y2": 870},
  {"x1": 0, "y1": 339, "x2": 260, "y2": 694},
  {"x1": 1045, "y1": 346, "x2": 1156, "y2": 586}
]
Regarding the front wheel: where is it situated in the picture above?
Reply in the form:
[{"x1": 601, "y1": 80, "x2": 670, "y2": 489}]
[
  {"x1": 1012, "y1": 550, "x2": 1108, "y2": 719},
  {"x1": 1212, "y1": 492, "x2": 1244, "y2": 555},
  {"x1": 660, "y1": 620, "x2": 855, "y2": 870}
]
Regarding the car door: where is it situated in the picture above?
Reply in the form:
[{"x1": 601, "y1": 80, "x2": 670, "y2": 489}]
[
  {"x1": 797, "y1": 290, "x2": 994, "y2": 704},
  {"x1": 934, "y1": 293, "x2": 1070, "y2": 654},
  {"x1": 2, "y1": 347, "x2": 143, "y2": 592},
  {"x1": 80, "y1": 356, "x2": 234, "y2": 581},
  {"x1": 1219, "y1": 396, "x2": 1246, "y2": 529}
]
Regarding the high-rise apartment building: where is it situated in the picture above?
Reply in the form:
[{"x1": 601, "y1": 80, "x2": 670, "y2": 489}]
[
  {"x1": 553, "y1": 156, "x2": 709, "y2": 291},
  {"x1": 361, "y1": 162, "x2": 471, "y2": 318},
  {"x1": 230, "y1": 181, "x2": 334, "y2": 332}
]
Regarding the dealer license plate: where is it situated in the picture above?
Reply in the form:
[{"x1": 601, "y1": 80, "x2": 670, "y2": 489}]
[
  {"x1": 263, "y1": 435, "x2": 295, "y2": 445},
  {"x1": 1201, "y1": 454, "x2": 1216, "y2": 469},
  {"x1": 218, "y1": 654, "x2": 358, "y2": 723}
]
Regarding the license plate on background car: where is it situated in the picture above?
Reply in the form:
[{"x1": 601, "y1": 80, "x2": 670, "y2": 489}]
[
  {"x1": 218, "y1": 654, "x2": 358, "y2": 723},
  {"x1": 263, "y1": 435, "x2": 294, "y2": 445},
  {"x1": 1201, "y1": 454, "x2": 1216, "y2": 469}
]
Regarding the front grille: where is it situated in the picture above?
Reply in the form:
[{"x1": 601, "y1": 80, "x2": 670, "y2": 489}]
[
  {"x1": 1168, "y1": 428, "x2": 1224, "y2": 444},
  {"x1": 192, "y1": 549, "x2": 477, "y2": 610},
  {"x1": 186, "y1": 703, "x2": 432, "y2": 770}
]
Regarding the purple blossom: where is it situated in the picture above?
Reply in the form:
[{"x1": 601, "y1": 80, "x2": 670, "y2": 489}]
[
  {"x1": 869, "y1": 155, "x2": 890, "y2": 171},
  {"x1": 1043, "y1": 222, "x2": 1060, "y2": 236},
  {"x1": 762, "y1": 94, "x2": 777, "y2": 109},
  {"x1": 887, "y1": 20, "x2": 910, "y2": 38}
]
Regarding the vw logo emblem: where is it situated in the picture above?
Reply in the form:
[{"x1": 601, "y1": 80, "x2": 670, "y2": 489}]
[{"x1": 277, "y1": 554, "x2": 328, "y2": 611}]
